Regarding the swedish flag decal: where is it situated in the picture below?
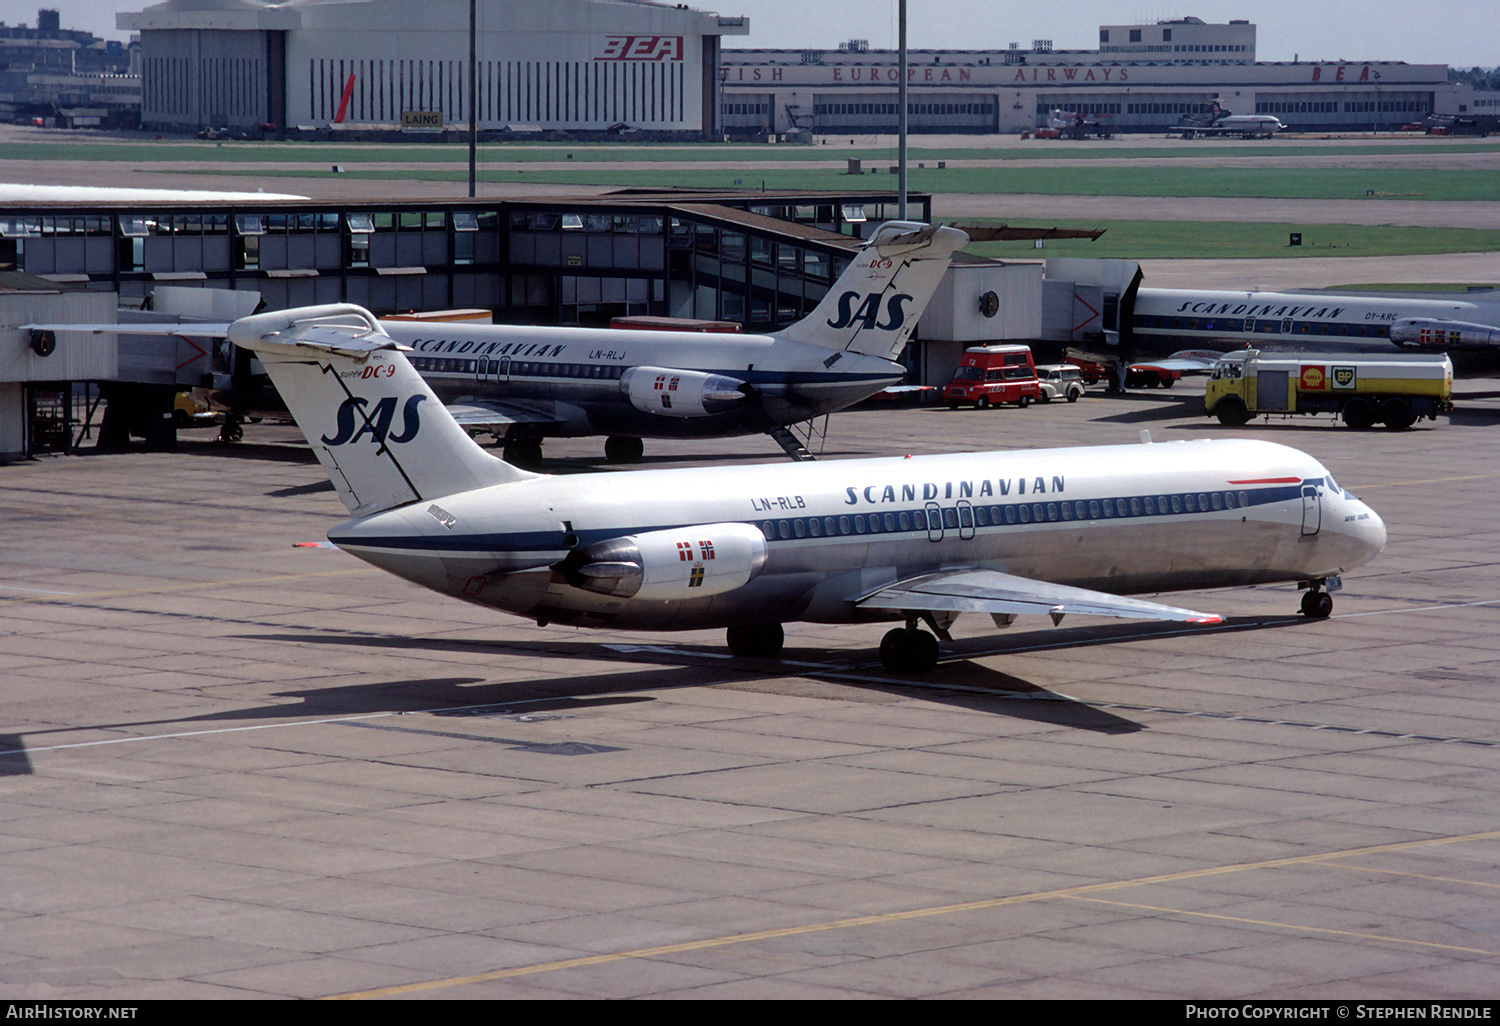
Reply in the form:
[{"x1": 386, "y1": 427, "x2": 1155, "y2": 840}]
[{"x1": 689, "y1": 566, "x2": 706, "y2": 588}]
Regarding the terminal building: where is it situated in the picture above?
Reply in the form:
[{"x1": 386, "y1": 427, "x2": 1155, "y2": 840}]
[
  {"x1": 0, "y1": 189, "x2": 957, "y2": 456},
  {"x1": 721, "y1": 16, "x2": 1456, "y2": 136},
  {"x1": 0, "y1": 187, "x2": 1131, "y2": 459}
]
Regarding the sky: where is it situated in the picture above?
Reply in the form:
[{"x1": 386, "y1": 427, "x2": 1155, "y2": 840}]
[{"x1": 6, "y1": 1, "x2": 1496, "y2": 69}]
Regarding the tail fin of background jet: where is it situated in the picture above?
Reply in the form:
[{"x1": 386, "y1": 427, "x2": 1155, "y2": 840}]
[
  {"x1": 772, "y1": 221, "x2": 968, "y2": 361},
  {"x1": 226, "y1": 304, "x2": 533, "y2": 515}
]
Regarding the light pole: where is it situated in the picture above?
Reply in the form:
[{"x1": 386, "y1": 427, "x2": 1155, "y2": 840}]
[
  {"x1": 468, "y1": 0, "x2": 477, "y2": 197},
  {"x1": 898, "y1": 0, "x2": 907, "y2": 220}
]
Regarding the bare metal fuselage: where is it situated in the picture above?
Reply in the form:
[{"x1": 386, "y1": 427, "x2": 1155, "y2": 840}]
[
  {"x1": 381, "y1": 322, "x2": 907, "y2": 440},
  {"x1": 326, "y1": 438, "x2": 1386, "y2": 632}
]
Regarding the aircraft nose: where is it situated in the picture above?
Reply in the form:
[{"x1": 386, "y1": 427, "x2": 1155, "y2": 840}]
[
  {"x1": 1345, "y1": 499, "x2": 1387, "y2": 565},
  {"x1": 1363, "y1": 505, "x2": 1388, "y2": 558}
]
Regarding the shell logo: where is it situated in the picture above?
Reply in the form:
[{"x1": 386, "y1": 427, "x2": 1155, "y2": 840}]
[{"x1": 1300, "y1": 365, "x2": 1327, "y2": 390}]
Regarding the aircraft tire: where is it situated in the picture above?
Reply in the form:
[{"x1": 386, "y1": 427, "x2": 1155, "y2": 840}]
[
  {"x1": 879, "y1": 627, "x2": 940, "y2": 674},
  {"x1": 504, "y1": 438, "x2": 544, "y2": 468},
  {"x1": 727, "y1": 623, "x2": 784, "y2": 659},
  {"x1": 1301, "y1": 590, "x2": 1333, "y2": 618},
  {"x1": 605, "y1": 435, "x2": 645, "y2": 463}
]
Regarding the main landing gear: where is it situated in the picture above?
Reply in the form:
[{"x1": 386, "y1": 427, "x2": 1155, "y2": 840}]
[
  {"x1": 879, "y1": 626, "x2": 940, "y2": 674},
  {"x1": 1299, "y1": 577, "x2": 1340, "y2": 618},
  {"x1": 877, "y1": 613, "x2": 950, "y2": 674},
  {"x1": 727, "y1": 623, "x2": 784, "y2": 659},
  {"x1": 605, "y1": 436, "x2": 644, "y2": 463},
  {"x1": 503, "y1": 436, "x2": 544, "y2": 468}
]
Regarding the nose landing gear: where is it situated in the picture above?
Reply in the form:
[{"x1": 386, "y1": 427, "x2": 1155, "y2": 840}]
[{"x1": 1299, "y1": 576, "x2": 1340, "y2": 618}]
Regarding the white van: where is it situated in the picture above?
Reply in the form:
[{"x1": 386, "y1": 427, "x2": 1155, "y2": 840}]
[{"x1": 1035, "y1": 364, "x2": 1087, "y2": 403}]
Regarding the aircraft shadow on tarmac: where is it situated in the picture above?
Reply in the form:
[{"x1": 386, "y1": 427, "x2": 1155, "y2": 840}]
[
  {"x1": 1085, "y1": 394, "x2": 1207, "y2": 425},
  {"x1": 0, "y1": 614, "x2": 1313, "y2": 776}
]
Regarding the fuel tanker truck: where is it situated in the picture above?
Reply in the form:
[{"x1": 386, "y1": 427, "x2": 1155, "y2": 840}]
[{"x1": 1205, "y1": 351, "x2": 1452, "y2": 429}]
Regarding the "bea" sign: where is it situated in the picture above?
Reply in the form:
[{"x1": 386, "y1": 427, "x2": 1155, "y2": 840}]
[{"x1": 597, "y1": 36, "x2": 683, "y2": 61}]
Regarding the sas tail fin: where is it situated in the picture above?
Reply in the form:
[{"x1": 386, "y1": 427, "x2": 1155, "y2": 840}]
[
  {"x1": 226, "y1": 304, "x2": 534, "y2": 515},
  {"x1": 772, "y1": 221, "x2": 968, "y2": 361}
]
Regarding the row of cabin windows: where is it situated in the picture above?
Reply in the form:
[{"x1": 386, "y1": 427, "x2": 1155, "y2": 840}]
[
  {"x1": 410, "y1": 357, "x2": 627, "y2": 379},
  {"x1": 761, "y1": 489, "x2": 1256, "y2": 540},
  {"x1": 1136, "y1": 315, "x2": 1391, "y2": 338}
]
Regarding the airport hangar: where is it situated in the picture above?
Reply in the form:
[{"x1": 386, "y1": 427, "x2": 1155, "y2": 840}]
[
  {"x1": 118, "y1": 0, "x2": 750, "y2": 138},
  {"x1": 0, "y1": 186, "x2": 1127, "y2": 458}
]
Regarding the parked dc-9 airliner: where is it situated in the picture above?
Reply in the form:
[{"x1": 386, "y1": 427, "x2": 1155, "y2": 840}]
[{"x1": 222, "y1": 297, "x2": 1386, "y2": 674}]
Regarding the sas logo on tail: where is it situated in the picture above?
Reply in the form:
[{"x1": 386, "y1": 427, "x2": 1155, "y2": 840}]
[
  {"x1": 322, "y1": 395, "x2": 425, "y2": 446},
  {"x1": 826, "y1": 292, "x2": 914, "y2": 331}
]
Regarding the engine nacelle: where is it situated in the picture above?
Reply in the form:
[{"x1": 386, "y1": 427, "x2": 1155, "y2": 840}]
[
  {"x1": 1390, "y1": 318, "x2": 1500, "y2": 350},
  {"x1": 553, "y1": 522, "x2": 767, "y2": 600},
  {"x1": 620, "y1": 366, "x2": 748, "y2": 418}
]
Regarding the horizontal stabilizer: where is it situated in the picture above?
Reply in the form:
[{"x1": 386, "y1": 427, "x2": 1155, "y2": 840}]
[
  {"x1": 21, "y1": 321, "x2": 231, "y2": 336},
  {"x1": 857, "y1": 568, "x2": 1223, "y2": 625},
  {"x1": 226, "y1": 305, "x2": 397, "y2": 358}
]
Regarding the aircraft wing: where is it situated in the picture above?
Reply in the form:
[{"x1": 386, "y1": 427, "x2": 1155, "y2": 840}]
[
  {"x1": 1129, "y1": 350, "x2": 1222, "y2": 375},
  {"x1": 445, "y1": 401, "x2": 567, "y2": 428},
  {"x1": 856, "y1": 568, "x2": 1223, "y2": 625}
]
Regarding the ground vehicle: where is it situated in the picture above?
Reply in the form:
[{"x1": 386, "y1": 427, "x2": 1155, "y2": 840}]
[
  {"x1": 172, "y1": 392, "x2": 218, "y2": 428},
  {"x1": 942, "y1": 344, "x2": 1041, "y2": 409},
  {"x1": 1036, "y1": 364, "x2": 1087, "y2": 402},
  {"x1": 1126, "y1": 364, "x2": 1182, "y2": 389},
  {"x1": 1204, "y1": 350, "x2": 1452, "y2": 429},
  {"x1": 1064, "y1": 357, "x2": 1106, "y2": 385}
]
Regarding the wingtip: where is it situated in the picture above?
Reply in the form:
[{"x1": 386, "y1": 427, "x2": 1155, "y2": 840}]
[{"x1": 1187, "y1": 615, "x2": 1224, "y2": 625}]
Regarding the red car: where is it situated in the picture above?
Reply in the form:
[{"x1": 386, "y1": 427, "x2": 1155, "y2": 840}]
[{"x1": 1064, "y1": 357, "x2": 1107, "y2": 385}]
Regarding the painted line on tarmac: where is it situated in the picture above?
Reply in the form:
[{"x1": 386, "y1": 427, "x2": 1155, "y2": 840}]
[
  {"x1": 1070, "y1": 895, "x2": 1500, "y2": 959},
  {"x1": 321, "y1": 829, "x2": 1500, "y2": 999}
]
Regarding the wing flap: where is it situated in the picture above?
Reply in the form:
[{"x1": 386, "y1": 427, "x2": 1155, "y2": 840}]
[
  {"x1": 857, "y1": 568, "x2": 1222, "y2": 624},
  {"x1": 446, "y1": 401, "x2": 566, "y2": 428}
]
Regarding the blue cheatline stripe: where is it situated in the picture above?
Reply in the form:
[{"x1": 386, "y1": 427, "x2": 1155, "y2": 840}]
[{"x1": 330, "y1": 482, "x2": 1309, "y2": 556}]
